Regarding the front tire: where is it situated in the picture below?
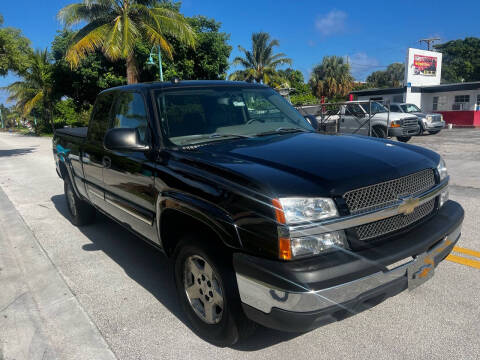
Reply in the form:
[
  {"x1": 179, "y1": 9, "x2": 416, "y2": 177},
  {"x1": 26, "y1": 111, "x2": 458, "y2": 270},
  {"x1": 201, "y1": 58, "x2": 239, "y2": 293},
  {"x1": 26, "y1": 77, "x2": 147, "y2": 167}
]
[
  {"x1": 396, "y1": 136, "x2": 411, "y2": 143},
  {"x1": 64, "y1": 178, "x2": 95, "y2": 226},
  {"x1": 371, "y1": 126, "x2": 387, "y2": 138},
  {"x1": 173, "y1": 236, "x2": 255, "y2": 346}
]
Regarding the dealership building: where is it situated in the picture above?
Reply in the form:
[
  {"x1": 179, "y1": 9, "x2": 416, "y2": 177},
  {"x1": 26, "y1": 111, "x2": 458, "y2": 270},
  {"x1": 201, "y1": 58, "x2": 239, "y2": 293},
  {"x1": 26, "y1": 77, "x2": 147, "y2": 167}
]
[{"x1": 351, "y1": 48, "x2": 480, "y2": 127}]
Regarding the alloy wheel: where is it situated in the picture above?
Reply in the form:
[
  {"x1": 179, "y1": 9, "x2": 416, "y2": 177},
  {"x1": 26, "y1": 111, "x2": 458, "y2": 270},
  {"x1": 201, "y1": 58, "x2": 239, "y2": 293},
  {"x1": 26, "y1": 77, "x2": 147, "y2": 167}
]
[{"x1": 183, "y1": 255, "x2": 224, "y2": 324}]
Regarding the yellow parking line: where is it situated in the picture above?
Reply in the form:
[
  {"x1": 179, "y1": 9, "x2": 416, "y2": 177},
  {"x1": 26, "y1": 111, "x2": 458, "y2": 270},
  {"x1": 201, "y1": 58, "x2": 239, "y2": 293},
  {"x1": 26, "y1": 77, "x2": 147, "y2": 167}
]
[
  {"x1": 446, "y1": 254, "x2": 480, "y2": 270},
  {"x1": 452, "y1": 246, "x2": 480, "y2": 259}
]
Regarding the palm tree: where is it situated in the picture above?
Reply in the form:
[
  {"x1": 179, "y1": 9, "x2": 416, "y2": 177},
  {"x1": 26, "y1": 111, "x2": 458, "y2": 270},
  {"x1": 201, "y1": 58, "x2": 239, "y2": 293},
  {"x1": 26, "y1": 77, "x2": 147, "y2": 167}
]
[
  {"x1": 229, "y1": 32, "x2": 292, "y2": 85},
  {"x1": 309, "y1": 56, "x2": 354, "y2": 99},
  {"x1": 6, "y1": 49, "x2": 54, "y2": 133},
  {"x1": 57, "y1": 0, "x2": 196, "y2": 84}
]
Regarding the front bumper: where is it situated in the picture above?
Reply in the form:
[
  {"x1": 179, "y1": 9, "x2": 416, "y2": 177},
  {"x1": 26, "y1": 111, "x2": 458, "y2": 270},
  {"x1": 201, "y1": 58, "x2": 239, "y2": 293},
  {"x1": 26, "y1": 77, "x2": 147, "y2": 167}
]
[
  {"x1": 388, "y1": 125, "x2": 420, "y2": 137},
  {"x1": 423, "y1": 120, "x2": 445, "y2": 131},
  {"x1": 234, "y1": 200, "x2": 464, "y2": 332}
]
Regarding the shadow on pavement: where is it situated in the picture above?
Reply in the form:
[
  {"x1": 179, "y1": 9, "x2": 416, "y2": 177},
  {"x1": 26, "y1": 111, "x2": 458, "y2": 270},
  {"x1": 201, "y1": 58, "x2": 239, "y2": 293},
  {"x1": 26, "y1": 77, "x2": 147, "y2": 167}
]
[
  {"x1": 50, "y1": 194, "x2": 301, "y2": 350},
  {"x1": 0, "y1": 147, "x2": 37, "y2": 157}
]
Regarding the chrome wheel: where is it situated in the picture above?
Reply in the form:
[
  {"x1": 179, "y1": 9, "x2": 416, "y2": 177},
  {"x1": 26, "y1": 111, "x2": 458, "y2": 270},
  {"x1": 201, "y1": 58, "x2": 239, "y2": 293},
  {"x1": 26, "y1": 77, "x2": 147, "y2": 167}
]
[
  {"x1": 183, "y1": 255, "x2": 224, "y2": 324},
  {"x1": 66, "y1": 184, "x2": 77, "y2": 217}
]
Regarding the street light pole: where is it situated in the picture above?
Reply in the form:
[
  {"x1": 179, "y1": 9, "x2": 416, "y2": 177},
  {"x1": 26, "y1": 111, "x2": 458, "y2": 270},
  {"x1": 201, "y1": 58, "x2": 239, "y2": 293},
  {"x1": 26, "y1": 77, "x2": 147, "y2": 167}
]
[{"x1": 147, "y1": 45, "x2": 164, "y2": 82}]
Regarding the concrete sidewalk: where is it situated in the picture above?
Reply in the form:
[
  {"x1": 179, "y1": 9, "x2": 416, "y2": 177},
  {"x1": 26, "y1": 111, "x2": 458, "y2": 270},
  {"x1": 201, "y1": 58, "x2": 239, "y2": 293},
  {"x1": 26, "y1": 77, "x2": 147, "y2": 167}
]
[{"x1": 0, "y1": 186, "x2": 116, "y2": 360}]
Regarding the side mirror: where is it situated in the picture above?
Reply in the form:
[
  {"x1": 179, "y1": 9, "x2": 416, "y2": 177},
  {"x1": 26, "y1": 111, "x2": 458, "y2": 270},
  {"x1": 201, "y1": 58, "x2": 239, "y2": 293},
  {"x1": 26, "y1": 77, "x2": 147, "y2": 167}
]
[
  {"x1": 305, "y1": 115, "x2": 319, "y2": 130},
  {"x1": 104, "y1": 128, "x2": 149, "y2": 152}
]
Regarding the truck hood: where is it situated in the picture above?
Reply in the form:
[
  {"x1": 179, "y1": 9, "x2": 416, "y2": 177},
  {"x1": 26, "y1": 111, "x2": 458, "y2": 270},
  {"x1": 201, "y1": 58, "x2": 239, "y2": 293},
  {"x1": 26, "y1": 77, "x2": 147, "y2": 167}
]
[
  {"x1": 374, "y1": 112, "x2": 418, "y2": 121},
  {"x1": 175, "y1": 132, "x2": 440, "y2": 197}
]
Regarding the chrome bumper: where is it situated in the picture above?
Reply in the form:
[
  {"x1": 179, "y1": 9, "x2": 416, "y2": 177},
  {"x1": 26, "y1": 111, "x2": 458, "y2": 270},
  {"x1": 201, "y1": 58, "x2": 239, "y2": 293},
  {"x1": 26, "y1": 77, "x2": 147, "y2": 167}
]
[
  {"x1": 424, "y1": 120, "x2": 445, "y2": 130},
  {"x1": 236, "y1": 224, "x2": 461, "y2": 314}
]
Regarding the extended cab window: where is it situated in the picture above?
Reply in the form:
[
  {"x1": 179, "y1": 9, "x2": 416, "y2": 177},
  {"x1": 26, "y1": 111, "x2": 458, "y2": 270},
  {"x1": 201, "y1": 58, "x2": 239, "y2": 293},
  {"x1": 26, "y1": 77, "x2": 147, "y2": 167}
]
[
  {"x1": 88, "y1": 92, "x2": 115, "y2": 143},
  {"x1": 112, "y1": 92, "x2": 148, "y2": 143}
]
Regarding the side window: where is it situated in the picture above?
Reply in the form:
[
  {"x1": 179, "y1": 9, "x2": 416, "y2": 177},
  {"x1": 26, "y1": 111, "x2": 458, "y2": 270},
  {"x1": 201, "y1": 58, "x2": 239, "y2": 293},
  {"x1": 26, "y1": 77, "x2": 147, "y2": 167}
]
[
  {"x1": 88, "y1": 93, "x2": 115, "y2": 143},
  {"x1": 346, "y1": 104, "x2": 364, "y2": 116},
  {"x1": 390, "y1": 105, "x2": 400, "y2": 112},
  {"x1": 112, "y1": 92, "x2": 148, "y2": 143}
]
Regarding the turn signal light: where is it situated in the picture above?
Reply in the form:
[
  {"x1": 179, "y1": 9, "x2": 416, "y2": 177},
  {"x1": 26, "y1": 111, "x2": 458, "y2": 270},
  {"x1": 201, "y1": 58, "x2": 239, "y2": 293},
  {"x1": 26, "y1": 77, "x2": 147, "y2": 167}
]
[
  {"x1": 279, "y1": 237, "x2": 292, "y2": 260},
  {"x1": 390, "y1": 123, "x2": 401, "y2": 128}
]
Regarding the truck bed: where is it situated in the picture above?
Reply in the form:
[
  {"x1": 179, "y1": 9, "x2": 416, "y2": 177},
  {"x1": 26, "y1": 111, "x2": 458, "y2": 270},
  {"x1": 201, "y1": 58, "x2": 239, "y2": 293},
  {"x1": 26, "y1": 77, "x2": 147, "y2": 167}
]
[{"x1": 56, "y1": 127, "x2": 88, "y2": 138}]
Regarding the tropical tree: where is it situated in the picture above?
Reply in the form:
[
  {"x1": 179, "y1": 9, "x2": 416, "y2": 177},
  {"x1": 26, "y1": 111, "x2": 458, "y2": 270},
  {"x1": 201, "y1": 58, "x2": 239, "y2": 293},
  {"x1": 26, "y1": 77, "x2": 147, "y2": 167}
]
[
  {"x1": 366, "y1": 63, "x2": 405, "y2": 88},
  {"x1": 434, "y1": 37, "x2": 480, "y2": 83},
  {"x1": 229, "y1": 32, "x2": 292, "y2": 85},
  {"x1": 5, "y1": 49, "x2": 54, "y2": 133},
  {"x1": 309, "y1": 56, "x2": 354, "y2": 99},
  {"x1": 0, "y1": 12, "x2": 32, "y2": 76},
  {"x1": 57, "y1": 0, "x2": 196, "y2": 84}
]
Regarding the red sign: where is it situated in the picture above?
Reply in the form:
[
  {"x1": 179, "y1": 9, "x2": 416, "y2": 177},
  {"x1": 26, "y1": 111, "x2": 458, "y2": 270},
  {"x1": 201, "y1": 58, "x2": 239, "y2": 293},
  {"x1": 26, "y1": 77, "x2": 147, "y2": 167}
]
[{"x1": 413, "y1": 55, "x2": 437, "y2": 76}]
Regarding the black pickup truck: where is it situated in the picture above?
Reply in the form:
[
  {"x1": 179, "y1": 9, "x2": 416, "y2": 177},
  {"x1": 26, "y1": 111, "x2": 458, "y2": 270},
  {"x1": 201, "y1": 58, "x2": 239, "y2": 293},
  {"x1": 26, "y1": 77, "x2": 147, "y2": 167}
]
[{"x1": 53, "y1": 80, "x2": 464, "y2": 346}]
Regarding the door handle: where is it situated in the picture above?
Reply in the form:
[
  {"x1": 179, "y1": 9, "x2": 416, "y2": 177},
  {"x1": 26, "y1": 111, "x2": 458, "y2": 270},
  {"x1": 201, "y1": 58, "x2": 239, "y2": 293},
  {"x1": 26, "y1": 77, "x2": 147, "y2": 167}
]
[{"x1": 102, "y1": 156, "x2": 111, "y2": 169}]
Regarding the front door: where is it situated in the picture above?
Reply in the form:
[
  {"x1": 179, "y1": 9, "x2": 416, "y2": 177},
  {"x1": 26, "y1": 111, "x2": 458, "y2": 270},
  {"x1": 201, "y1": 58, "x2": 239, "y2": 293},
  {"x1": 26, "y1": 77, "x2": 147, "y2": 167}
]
[{"x1": 102, "y1": 91, "x2": 157, "y2": 241}]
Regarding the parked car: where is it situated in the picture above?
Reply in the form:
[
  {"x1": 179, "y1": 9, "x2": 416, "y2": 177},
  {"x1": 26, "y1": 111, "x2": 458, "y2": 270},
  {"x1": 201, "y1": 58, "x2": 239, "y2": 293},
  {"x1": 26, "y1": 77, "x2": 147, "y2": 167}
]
[
  {"x1": 389, "y1": 103, "x2": 445, "y2": 135},
  {"x1": 339, "y1": 101, "x2": 420, "y2": 142},
  {"x1": 300, "y1": 101, "x2": 420, "y2": 142},
  {"x1": 53, "y1": 81, "x2": 463, "y2": 346}
]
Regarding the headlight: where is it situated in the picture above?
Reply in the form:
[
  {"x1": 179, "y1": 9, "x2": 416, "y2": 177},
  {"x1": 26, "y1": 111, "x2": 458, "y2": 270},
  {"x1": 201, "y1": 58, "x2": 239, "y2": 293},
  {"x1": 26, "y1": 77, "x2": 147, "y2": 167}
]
[
  {"x1": 426, "y1": 115, "x2": 433, "y2": 122},
  {"x1": 389, "y1": 120, "x2": 401, "y2": 128},
  {"x1": 273, "y1": 198, "x2": 341, "y2": 260},
  {"x1": 290, "y1": 231, "x2": 346, "y2": 258},
  {"x1": 437, "y1": 158, "x2": 448, "y2": 181},
  {"x1": 276, "y1": 197, "x2": 338, "y2": 224}
]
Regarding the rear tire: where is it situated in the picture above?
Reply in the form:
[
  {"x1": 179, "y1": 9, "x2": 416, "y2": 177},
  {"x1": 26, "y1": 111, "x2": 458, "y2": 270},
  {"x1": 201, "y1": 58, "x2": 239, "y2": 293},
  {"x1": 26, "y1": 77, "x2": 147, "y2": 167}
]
[
  {"x1": 371, "y1": 126, "x2": 387, "y2": 138},
  {"x1": 64, "y1": 177, "x2": 95, "y2": 226},
  {"x1": 396, "y1": 136, "x2": 411, "y2": 143},
  {"x1": 173, "y1": 236, "x2": 255, "y2": 347}
]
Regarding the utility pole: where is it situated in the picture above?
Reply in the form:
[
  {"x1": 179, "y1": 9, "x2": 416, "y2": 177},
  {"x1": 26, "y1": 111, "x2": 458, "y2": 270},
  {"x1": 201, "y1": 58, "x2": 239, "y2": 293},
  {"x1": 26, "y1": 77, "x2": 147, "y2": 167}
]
[{"x1": 419, "y1": 38, "x2": 440, "y2": 51}]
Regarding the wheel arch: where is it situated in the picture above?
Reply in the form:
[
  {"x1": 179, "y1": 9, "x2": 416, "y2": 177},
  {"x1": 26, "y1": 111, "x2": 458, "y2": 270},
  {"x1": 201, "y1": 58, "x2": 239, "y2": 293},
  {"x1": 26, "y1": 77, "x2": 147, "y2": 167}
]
[{"x1": 156, "y1": 195, "x2": 241, "y2": 257}]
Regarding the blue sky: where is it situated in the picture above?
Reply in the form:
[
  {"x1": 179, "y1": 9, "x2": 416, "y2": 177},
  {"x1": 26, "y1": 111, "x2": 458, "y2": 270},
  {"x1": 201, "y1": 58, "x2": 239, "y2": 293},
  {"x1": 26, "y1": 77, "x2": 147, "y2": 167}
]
[{"x1": 1, "y1": 0, "x2": 479, "y2": 105}]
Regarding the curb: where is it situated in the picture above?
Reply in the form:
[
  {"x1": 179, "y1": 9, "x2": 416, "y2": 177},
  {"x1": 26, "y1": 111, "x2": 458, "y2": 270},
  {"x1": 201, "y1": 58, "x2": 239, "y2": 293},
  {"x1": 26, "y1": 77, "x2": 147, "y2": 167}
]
[{"x1": 0, "y1": 186, "x2": 117, "y2": 360}]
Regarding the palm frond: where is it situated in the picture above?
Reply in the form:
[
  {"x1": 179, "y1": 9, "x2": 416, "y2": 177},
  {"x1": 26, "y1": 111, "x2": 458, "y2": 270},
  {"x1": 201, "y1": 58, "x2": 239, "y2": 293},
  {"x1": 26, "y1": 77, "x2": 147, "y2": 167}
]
[{"x1": 66, "y1": 22, "x2": 112, "y2": 67}]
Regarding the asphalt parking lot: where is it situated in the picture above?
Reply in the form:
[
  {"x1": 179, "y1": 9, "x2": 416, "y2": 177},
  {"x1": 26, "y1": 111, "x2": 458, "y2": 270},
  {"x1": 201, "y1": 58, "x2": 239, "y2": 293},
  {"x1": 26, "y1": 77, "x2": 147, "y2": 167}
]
[{"x1": 0, "y1": 129, "x2": 479, "y2": 360}]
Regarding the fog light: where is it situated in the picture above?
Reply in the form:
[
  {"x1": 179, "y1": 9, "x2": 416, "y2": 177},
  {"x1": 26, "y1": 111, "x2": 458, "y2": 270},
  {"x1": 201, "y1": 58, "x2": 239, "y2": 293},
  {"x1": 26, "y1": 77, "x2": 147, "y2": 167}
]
[
  {"x1": 290, "y1": 231, "x2": 346, "y2": 258},
  {"x1": 439, "y1": 189, "x2": 449, "y2": 207}
]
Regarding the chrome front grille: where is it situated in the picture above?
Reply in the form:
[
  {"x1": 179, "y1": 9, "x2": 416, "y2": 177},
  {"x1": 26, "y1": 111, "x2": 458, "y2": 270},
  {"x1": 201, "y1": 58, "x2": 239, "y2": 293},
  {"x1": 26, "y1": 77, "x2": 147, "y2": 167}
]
[
  {"x1": 344, "y1": 169, "x2": 435, "y2": 214},
  {"x1": 343, "y1": 169, "x2": 436, "y2": 241},
  {"x1": 402, "y1": 117, "x2": 419, "y2": 128},
  {"x1": 355, "y1": 199, "x2": 435, "y2": 240}
]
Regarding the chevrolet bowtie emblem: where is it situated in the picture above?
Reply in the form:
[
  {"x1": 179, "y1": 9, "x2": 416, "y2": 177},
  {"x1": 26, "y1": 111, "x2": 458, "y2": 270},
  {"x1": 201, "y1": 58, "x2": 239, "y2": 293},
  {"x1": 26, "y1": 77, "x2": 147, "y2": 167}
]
[{"x1": 398, "y1": 197, "x2": 420, "y2": 215}]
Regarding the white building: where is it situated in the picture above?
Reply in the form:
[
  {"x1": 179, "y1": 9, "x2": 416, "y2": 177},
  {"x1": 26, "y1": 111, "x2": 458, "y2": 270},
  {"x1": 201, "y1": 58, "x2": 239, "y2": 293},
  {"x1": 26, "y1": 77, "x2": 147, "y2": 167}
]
[{"x1": 351, "y1": 48, "x2": 480, "y2": 127}]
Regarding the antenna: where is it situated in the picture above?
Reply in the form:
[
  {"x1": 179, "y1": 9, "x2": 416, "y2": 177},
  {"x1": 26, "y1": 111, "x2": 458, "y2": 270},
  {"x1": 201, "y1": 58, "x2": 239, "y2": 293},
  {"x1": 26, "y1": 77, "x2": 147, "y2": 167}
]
[{"x1": 418, "y1": 38, "x2": 440, "y2": 51}]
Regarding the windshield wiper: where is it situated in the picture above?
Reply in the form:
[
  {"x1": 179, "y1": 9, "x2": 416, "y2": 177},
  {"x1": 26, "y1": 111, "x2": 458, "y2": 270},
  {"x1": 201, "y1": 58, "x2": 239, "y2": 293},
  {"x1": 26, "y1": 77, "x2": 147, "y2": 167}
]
[
  {"x1": 208, "y1": 133, "x2": 252, "y2": 139},
  {"x1": 254, "y1": 127, "x2": 309, "y2": 137}
]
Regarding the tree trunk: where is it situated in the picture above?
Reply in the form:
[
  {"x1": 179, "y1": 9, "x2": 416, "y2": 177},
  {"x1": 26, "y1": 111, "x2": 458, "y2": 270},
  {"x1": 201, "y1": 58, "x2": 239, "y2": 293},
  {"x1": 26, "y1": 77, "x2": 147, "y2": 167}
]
[{"x1": 126, "y1": 54, "x2": 139, "y2": 84}]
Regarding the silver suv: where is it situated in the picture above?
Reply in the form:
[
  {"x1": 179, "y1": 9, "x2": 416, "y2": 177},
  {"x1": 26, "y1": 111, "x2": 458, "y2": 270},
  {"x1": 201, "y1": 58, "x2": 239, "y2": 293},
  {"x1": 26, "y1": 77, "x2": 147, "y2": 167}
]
[{"x1": 390, "y1": 103, "x2": 445, "y2": 135}]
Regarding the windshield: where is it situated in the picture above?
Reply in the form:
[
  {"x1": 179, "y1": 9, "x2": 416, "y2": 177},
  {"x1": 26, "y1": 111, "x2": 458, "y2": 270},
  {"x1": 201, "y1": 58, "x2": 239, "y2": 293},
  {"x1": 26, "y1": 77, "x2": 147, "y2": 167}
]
[
  {"x1": 401, "y1": 104, "x2": 422, "y2": 113},
  {"x1": 359, "y1": 101, "x2": 388, "y2": 114},
  {"x1": 156, "y1": 87, "x2": 313, "y2": 146}
]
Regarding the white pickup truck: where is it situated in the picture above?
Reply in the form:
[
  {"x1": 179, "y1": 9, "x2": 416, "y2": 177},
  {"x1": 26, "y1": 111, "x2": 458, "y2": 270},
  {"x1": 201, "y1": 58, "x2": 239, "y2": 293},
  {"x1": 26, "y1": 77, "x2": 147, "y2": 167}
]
[{"x1": 301, "y1": 101, "x2": 420, "y2": 143}]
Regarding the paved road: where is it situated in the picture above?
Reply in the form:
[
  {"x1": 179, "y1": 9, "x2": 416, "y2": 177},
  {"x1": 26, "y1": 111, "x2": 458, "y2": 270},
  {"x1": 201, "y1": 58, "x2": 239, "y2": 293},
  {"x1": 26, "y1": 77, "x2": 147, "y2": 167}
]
[{"x1": 0, "y1": 130, "x2": 479, "y2": 360}]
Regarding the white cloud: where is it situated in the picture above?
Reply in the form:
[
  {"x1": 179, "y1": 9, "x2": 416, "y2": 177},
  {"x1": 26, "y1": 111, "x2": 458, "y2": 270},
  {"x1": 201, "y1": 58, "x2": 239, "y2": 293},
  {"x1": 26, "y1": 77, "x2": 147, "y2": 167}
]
[
  {"x1": 347, "y1": 53, "x2": 380, "y2": 81},
  {"x1": 315, "y1": 10, "x2": 347, "y2": 36}
]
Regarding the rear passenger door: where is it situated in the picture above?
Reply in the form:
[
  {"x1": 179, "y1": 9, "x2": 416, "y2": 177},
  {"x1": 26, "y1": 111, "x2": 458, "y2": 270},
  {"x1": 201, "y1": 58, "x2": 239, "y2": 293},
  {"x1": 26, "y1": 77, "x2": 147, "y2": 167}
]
[
  {"x1": 102, "y1": 91, "x2": 157, "y2": 240},
  {"x1": 83, "y1": 92, "x2": 115, "y2": 208}
]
